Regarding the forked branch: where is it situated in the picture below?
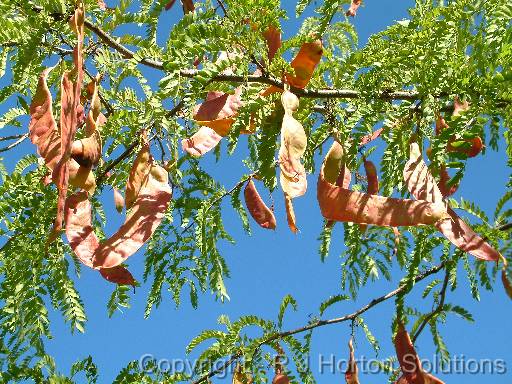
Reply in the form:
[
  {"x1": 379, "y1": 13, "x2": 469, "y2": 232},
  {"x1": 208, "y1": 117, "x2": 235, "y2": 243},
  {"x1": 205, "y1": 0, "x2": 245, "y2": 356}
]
[{"x1": 190, "y1": 262, "x2": 446, "y2": 384}]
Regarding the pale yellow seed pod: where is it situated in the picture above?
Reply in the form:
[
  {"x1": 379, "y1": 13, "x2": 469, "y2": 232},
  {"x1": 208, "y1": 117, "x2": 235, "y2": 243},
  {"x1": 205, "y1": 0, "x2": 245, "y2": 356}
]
[{"x1": 281, "y1": 90, "x2": 299, "y2": 113}]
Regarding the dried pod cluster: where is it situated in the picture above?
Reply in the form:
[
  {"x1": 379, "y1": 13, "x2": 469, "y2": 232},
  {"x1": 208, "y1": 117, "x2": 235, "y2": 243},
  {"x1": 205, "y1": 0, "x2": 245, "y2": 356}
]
[{"x1": 28, "y1": 1, "x2": 172, "y2": 285}]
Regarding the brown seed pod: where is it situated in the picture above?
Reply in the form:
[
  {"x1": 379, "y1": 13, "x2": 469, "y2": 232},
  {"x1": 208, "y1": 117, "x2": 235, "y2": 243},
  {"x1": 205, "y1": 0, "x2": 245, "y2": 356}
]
[
  {"x1": 243, "y1": 179, "x2": 276, "y2": 230},
  {"x1": 318, "y1": 142, "x2": 450, "y2": 227}
]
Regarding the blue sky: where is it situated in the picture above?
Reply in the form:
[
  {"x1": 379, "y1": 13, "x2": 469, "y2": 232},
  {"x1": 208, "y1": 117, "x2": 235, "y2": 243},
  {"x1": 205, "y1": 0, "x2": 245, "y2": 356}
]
[{"x1": 1, "y1": 0, "x2": 511, "y2": 383}]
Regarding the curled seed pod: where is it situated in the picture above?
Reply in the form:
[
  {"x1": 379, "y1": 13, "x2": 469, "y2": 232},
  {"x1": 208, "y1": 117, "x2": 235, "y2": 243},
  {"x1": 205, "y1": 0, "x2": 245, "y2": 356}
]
[
  {"x1": 193, "y1": 88, "x2": 243, "y2": 136},
  {"x1": 359, "y1": 156, "x2": 378, "y2": 233},
  {"x1": 436, "y1": 209, "x2": 501, "y2": 262},
  {"x1": 91, "y1": 148, "x2": 172, "y2": 269},
  {"x1": 326, "y1": 163, "x2": 351, "y2": 229},
  {"x1": 279, "y1": 85, "x2": 307, "y2": 233},
  {"x1": 263, "y1": 26, "x2": 282, "y2": 63},
  {"x1": 286, "y1": 40, "x2": 323, "y2": 89},
  {"x1": 262, "y1": 40, "x2": 323, "y2": 95},
  {"x1": 99, "y1": 266, "x2": 135, "y2": 286},
  {"x1": 125, "y1": 143, "x2": 151, "y2": 209},
  {"x1": 65, "y1": 192, "x2": 135, "y2": 286},
  {"x1": 403, "y1": 143, "x2": 444, "y2": 203},
  {"x1": 243, "y1": 179, "x2": 276, "y2": 230}
]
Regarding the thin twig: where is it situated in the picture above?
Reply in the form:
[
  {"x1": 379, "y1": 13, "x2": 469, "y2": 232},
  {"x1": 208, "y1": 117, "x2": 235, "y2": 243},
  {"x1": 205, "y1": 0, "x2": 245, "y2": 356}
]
[
  {"x1": 0, "y1": 134, "x2": 28, "y2": 153},
  {"x1": 180, "y1": 172, "x2": 255, "y2": 234},
  {"x1": 83, "y1": 19, "x2": 164, "y2": 70},
  {"x1": 190, "y1": 262, "x2": 446, "y2": 384},
  {"x1": 96, "y1": 139, "x2": 141, "y2": 185},
  {"x1": 215, "y1": 0, "x2": 228, "y2": 15},
  {"x1": 411, "y1": 270, "x2": 450, "y2": 343},
  {"x1": 0, "y1": 134, "x2": 25, "y2": 142}
]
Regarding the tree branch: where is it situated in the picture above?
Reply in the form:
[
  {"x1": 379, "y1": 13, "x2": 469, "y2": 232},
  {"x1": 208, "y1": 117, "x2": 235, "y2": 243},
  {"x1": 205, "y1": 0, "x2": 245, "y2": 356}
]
[
  {"x1": 411, "y1": 269, "x2": 450, "y2": 343},
  {"x1": 191, "y1": 262, "x2": 446, "y2": 384},
  {"x1": 0, "y1": 134, "x2": 25, "y2": 142},
  {"x1": 95, "y1": 139, "x2": 141, "y2": 186},
  {"x1": 82, "y1": 19, "x2": 421, "y2": 100},
  {"x1": 0, "y1": 134, "x2": 28, "y2": 153}
]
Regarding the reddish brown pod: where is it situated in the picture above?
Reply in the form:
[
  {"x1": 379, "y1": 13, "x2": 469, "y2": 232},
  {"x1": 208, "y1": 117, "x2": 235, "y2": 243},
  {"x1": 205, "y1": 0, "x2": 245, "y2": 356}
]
[
  {"x1": 318, "y1": 142, "x2": 450, "y2": 227},
  {"x1": 262, "y1": 39, "x2": 323, "y2": 95},
  {"x1": 272, "y1": 373, "x2": 290, "y2": 384},
  {"x1": 263, "y1": 25, "x2": 282, "y2": 63},
  {"x1": 345, "y1": 338, "x2": 360, "y2": 384},
  {"x1": 193, "y1": 88, "x2": 244, "y2": 136},
  {"x1": 394, "y1": 323, "x2": 445, "y2": 384},
  {"x1": 284, "y1": 193, "x2": 299, "y2": 233},
  {"x1": 363, "y1": 157, "x2": 379, "y2": 195},
  {"x1": 326, "y1": 162, "x2": 351, "y2": 229},
  {"x1": 346, "y1": 0, "x2": 362, "y2": 17},
  {"x1": 165, "y1": 0, "x2": 194, "y2": 13},
  {"x1": 65, "y1": 192, "x2": 135, "y2": 286},
  {"x1": 403, "y1": 142, "x2": 444, "y2": 204},
  {"x1": 182, "y1": 127, "x2": 223, "y2": 157},
  {"x1": 243, "y1": 179, "x2": 276, "y2": 230},
  {"x1": 403, "y1": 143, "x2": 501, "y2": 263},
  {"x1": 92, "y1": 153, "x2": 173, "y2": 269},
  {"x1": 286, "y1": 40, "x2": 323, "y2": 89},
  {"x1": 446, "y1": 136, "x2": 483, "y2": 158},
  {"x1": 359, "y1": 156, "x2": 379, "y2": 233}
]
